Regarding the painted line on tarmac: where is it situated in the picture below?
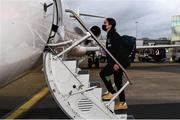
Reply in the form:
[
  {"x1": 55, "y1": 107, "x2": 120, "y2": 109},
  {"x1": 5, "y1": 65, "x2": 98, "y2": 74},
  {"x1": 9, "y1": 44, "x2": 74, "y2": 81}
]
[{"x1": 5, "y1": 87, "x2": 49, "y2": 119}]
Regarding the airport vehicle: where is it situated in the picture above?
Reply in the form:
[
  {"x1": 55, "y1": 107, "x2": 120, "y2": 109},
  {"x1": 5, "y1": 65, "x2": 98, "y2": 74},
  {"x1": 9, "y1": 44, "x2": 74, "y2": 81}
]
[
  {"x1": 137, "y1": 45, "x2": 180, "y2": 62},
  {"x1": 138, "y1": 48, "x2": 166, "y2": 62}
]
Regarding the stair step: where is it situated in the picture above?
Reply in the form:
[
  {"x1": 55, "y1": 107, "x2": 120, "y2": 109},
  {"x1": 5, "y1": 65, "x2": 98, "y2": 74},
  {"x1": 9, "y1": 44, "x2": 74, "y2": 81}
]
[
  {"x1": 63, "y1": 60, "x2": 77, "y2": 74},
  {"x1": 77, "y1": 70, "x2": 90, "y2": 88},
  {"x1": 91, "y1": 88, "x2": 102, "y2": 101},
  {"x1": 44, "y1": 53, "x2": 121, "y2": 119},
  {"x1": 78, "y1": 70, "x2": 89, "y2": 75},
  {"x1": 91, "y1": 88, "x2": 115, "y2": 113},
  {"x1": 90, "y1": 80, "x2": 101, "y2": 88},
  {"x1": 103, "y1": 101, "x2": 115, "y2": 113}
]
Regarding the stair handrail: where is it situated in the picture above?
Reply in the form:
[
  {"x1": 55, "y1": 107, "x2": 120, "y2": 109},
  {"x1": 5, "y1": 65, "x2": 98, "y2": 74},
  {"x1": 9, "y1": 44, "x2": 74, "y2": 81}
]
[
  {"x1": 65, "y1": 9, "x2": 132, "y2": 85},
  {"x1": 46, "y1": 32, "x2": 91, "y2": 88},
  {"x1": 65, "y1": 9, "x2": 133, "y2": 107},
  {"x1": 53, "y1": 32, "x2": 91, "y2": 59}
]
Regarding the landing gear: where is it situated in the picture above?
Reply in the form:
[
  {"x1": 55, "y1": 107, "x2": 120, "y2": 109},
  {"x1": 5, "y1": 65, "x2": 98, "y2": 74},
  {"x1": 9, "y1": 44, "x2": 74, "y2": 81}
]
[
  {"x1": 138, "y1": 56, "x2": 151, "y2": 62},
  {"x1": 88, "y1": 57, "x2": 100, "y2": 68},
  {"x1": 88, "y1": 53, "x2": 100, "y2": 68},
  {"x1": 88, "y1": 58, "x2": 93, "y2": 68},
  {"x1": 94, "y1": 57, "x2": 99, "y2": 68},
  {"x1": 100, "y1": 56, "x2": 106, "y2": 63}
]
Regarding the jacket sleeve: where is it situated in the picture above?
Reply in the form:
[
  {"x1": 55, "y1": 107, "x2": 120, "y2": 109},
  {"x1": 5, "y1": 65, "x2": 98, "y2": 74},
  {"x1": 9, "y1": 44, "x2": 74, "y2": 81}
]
[
  {"x1": 107, "y1": 33, "x2": 120, "y2": 65},
  {"x1": 109, "y1": 33, "x2": 130, "y2": 68}
]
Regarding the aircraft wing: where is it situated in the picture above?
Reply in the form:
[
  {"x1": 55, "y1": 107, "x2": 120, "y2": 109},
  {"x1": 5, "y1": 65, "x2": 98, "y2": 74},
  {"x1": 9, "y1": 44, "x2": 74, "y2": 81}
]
[
  {"x1": 78, "y1": 12, "x2": 106, "y2": 18},
  {"x1": 70, "y1": 11, "x2": 106, "y2": 19},
  {"x1": 84, "y1": 46, "x2": 101, "y2": 52},
  {"x1": 85, "y1": 44, "x2": 180, "y2": 52},
  {"x1": 136, "y1": 45, "x2": 180, "y2": 49}
]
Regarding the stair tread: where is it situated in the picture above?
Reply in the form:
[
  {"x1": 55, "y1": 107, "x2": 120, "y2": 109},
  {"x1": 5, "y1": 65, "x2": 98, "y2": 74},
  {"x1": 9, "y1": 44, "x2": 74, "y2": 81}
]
[
  {"x1": 78, "y1": 70, "x2": 89, "y2": 75},
  {"x1": 90, "y1": 81, "x2": 101, "y2": 88}
]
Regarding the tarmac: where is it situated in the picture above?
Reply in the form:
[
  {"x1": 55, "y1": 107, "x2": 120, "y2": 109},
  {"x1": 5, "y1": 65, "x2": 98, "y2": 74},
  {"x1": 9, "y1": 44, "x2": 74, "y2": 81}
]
[{"x1": 0, "y1": 62, "x2": 180, "y2": 119}]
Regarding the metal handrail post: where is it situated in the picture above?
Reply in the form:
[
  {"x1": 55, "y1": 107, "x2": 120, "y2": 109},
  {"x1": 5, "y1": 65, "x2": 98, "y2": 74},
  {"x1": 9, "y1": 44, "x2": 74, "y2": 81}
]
[{"x1": 53, "y1": 32, "x2": 91, "y2": 59}]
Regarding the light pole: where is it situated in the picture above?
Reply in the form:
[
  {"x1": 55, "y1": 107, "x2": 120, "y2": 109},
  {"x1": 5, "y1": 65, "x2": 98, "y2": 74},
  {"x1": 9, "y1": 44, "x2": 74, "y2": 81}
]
[{"x1": 135, "y1": 21, "x2": 139, "y2": 40}]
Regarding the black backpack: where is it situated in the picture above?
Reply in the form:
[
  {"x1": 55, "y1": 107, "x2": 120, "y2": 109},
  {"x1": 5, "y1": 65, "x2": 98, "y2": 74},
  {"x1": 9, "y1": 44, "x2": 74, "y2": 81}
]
[{"x1": 121, "y1": 35, "x2": 136, "y2": 55}]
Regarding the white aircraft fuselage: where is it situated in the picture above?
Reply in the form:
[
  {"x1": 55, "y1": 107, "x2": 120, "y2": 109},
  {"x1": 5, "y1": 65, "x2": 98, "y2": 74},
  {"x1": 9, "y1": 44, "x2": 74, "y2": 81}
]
[
  {"x1": 0, "y1": 0, "x2": 95, "y2": 86},
  {"x1": 0, "y1": 0, "x2": 54, "y2": 85}
]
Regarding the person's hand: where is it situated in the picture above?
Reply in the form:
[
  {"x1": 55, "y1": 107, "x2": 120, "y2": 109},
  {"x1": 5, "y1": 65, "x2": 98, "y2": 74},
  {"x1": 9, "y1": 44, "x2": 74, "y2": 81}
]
[{"x1": 113, "y1": 64, "x2": 120, "y2": 71}]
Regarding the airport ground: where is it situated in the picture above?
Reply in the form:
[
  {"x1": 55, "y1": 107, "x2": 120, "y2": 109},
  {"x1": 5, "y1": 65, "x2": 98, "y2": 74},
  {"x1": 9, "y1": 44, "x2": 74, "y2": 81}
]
[{"x1": 0, "y1": 61, "x2": 180, "y2": 119}]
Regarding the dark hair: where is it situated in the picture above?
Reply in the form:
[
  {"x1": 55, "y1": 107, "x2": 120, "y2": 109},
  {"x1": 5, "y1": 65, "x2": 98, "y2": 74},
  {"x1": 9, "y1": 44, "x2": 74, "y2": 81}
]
[{"x1": 106, "y1": 18, "x2": 116, "y2": 29}]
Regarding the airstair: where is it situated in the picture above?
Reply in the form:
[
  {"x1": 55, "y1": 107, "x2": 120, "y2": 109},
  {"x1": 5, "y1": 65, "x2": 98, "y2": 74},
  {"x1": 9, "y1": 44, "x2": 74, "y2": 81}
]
[{"x1": 43, "y1": 9, "x2": 132, "y2": 119}]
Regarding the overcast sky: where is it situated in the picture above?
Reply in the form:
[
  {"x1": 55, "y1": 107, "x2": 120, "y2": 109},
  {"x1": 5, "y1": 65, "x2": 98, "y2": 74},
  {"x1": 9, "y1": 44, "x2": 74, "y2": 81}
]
[{"x1": 65, "y1": 0, "x2": 180, "y2": 39}]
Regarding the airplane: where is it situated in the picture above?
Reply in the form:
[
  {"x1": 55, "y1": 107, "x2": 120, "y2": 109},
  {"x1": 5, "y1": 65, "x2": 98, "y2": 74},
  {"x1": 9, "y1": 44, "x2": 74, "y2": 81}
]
[{"x1": 1, "y1": 0, "x2": 180, "y2": 119}]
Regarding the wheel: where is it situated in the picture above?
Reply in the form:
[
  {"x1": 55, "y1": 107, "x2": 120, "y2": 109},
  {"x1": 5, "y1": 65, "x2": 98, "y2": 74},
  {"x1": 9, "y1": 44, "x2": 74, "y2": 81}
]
[
  {"x1": 100, "y1": 57, "x2": 106, "y2": 63},
  {"x1": 138, "y1": 57, "x2": 142, "y2": 62},
  {"x1": 94, "y1": 57, "x2": 99, "y2": 68},
  {"x1": 176, "y1": 58, "x2": 180, "y2": 62},
  {"x1": 88, "y1": 58, "x2": 93, "y2": 68}
]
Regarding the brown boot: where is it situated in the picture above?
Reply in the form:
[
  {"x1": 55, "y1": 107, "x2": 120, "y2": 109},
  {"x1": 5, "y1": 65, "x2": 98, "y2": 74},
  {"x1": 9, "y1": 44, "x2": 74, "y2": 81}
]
[
  {"x1": 115, "y1": 102, "x2": 128, "y2": 110},
  {"x1": 102, "y1": 92, "x2": 114, "y2": 100}
]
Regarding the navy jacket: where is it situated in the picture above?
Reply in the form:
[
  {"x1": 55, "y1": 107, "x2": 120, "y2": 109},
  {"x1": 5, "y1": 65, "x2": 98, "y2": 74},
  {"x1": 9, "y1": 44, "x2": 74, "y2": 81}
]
[{"x1": 106, "y1": 29, "x2": 130, "y2": 68}]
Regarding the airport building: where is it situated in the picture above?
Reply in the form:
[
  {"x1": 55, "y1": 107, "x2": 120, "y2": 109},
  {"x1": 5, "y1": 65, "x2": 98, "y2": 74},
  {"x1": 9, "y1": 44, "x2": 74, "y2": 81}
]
[
  {"x1": 136, "y1": 39, "x2": 171, "y2": 46},
  {"x1": 171, "y1": 15, "x2": 180, "y2": 42},
  {"x1": 171, "y1": 15, "x2": 180, "y2": 62}
]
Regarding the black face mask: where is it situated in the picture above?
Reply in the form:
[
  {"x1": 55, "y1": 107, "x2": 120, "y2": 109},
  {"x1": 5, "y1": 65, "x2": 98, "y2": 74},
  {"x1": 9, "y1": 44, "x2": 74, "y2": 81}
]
[{"x1": 102, "y1": 25, "x2": 108, "y2": 31}]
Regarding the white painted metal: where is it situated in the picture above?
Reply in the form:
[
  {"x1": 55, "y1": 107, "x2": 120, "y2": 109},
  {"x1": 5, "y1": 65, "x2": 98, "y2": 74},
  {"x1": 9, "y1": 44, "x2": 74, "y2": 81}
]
[
  {"x1": 54, "y1": 32, "x2": 91, "y2": 59},
  {"x1": 137, "y1": 44, "x2": 180, "y2": 49},
  {"x1": 47, "y1": 40, "x2": 73, "y2": 47},
  {"x1": 77, "y1": 73, "x2": 90, "y2": 89},
  {"x1": 43, "y1": 52, "x2": 127, "y2": 119},
  {"x1": 0, "y1": 0, "x2": 54, "y2": 85}
]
